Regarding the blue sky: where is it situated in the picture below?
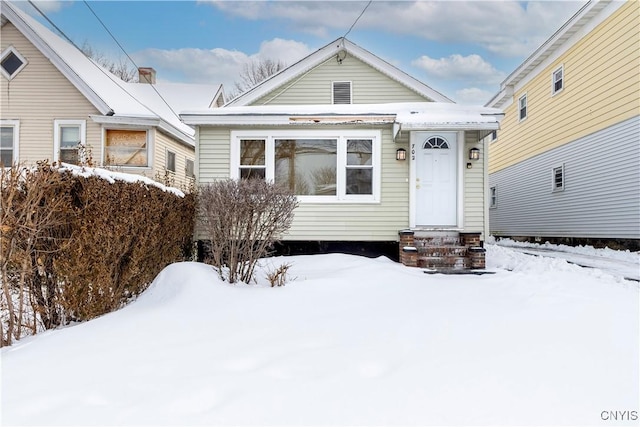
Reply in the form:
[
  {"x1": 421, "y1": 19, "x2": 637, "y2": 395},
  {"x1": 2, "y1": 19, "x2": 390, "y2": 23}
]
[{"x1": 19, "y1": 0, "x2": 586, "y2": 104}]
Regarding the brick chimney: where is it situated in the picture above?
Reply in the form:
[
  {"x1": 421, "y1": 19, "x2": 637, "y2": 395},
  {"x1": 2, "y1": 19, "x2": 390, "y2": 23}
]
[{"x1": 138, "y1": 67, "x2": 156, "y2": 84}]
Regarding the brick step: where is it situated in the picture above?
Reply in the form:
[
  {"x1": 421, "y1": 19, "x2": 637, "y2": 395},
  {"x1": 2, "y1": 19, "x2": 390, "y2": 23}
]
[
  {"x1": 418, "y1": 256, "x2": 468, "y2": 269},
  {"x1": 414, "y1": 236, "x2": 462, "y2": 246},
  {"x1": 417, "y1": 246, "x2": 468, "y2": 257}
]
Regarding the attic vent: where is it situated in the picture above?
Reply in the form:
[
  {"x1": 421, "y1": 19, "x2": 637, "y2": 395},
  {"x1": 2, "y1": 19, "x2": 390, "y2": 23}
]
[{"x1": 332, "y1": 81, "x2": 351, "y2": 104}]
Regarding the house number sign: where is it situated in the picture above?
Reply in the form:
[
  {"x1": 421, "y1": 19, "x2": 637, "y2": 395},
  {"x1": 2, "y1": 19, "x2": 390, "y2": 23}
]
[{"x1": 411, "y1": 143, "x2": 416, "y2": 160}]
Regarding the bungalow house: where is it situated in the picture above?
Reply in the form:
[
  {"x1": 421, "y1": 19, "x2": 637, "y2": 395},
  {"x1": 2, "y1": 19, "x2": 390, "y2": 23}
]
[
  {"x1": 486, "y1": 0, "x2": 639, "y2": 249},
  {"x1": 182, "y1": 38, "x2": 503, "y2": 269},
  {"x1": 1, "y1": 1, "x2": 224, "y2": 188}
]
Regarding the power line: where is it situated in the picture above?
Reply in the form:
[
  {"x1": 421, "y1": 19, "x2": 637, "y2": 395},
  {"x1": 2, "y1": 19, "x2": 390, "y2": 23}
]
[
  {"x1": 82, "y1": 1, "x2": 180, "y2": 120},
  {"x1": 343, "y1": 0, "x2": 373, "y2": 39}
]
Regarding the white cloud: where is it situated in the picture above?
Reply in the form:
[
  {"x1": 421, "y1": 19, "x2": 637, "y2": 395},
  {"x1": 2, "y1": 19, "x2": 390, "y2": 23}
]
[
  {"x1": 202, "y1": 1, "x2": 583, "y2": 57},
  {"x1": 132, "y1": 38, "x2": 311, "y2": 90},
  {"x1": 12, "y1": 0, "x2": 65, "y2": 16},
  {"x1": 453, "y1": 87, "x2": 495, "y2": 105},
  {"x1": 412, "y1": 54, "x2": 505, "y2": 85}
]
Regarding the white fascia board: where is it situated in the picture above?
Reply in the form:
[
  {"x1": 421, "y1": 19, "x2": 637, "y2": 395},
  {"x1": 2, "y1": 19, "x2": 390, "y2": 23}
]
[
  {"x1": 400, "y1": 122, "x2": 501, "y2": 131},
  {"x1": 486, "y1": 0, "x2": 615, "y2": 108},
  {"x1": 181, "y1": 114, "x2": 293, "y2": 126},
  {"x1": 2, "y1": 3, "x2": 113, "y2": 115},
  {"x1": 226, "y1": 38, "x2": 453, "y2": 106},
  {"x1": 90, "y1": 115, "x2": 195, "y2": 148},
  {"x1": 343, "y1": 40, "x2": 453, "y2": 103}
]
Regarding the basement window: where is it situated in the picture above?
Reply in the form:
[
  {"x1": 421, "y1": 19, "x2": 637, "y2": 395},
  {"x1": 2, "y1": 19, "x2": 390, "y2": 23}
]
[
  {"x1": 0, "y1": 46, "x2": 27, "y2": 80},
  {"x1": 332, "y1": 81, "x2": 352, "y2": 104}
]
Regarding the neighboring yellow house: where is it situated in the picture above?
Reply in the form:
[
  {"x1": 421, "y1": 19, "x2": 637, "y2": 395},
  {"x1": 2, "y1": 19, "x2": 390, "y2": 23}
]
[
  {"x1": 486, "y1": 0, "x2": 639, "y2": 248},
  {"x1": 1, "y1": 1, "x2": 224, "y2": 189},
  {"x1": 183, "y1": 38, "x2": 504, "y2": 269}
]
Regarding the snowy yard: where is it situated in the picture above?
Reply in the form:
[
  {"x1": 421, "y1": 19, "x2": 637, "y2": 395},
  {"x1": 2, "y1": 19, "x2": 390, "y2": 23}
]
[{"x1": 2, "y1": 245, "x2": 638, "y2": 426}]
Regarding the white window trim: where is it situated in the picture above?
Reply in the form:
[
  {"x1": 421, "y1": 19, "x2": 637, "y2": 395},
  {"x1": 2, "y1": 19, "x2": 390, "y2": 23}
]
[
  {"x1": 1, "y1": 119, "x2": 20, "y2": 166},
  {"x1": 101, "y1": 126, "x2": 153, "y2": 169},
  {"x1": 489, "y1": 186, "x2": 497, "y2": 208},
  {"x1": 332, "y1": 81, "x2": 352, "y2": 105},
  {"x1": 53, "y1": 119, "x2": 86, "y2": 164},
  {"x1": 518, "y1": 93, "x2": 528, "y2": 122},
  {"x1": 1, "y1": 46, "x2": 28, "y2": 80},
  {"x1": 552, "y1": 163, "x2": 565, "y2": 192},
  {"x1": 166, "y1": 149, "x2": 176, "y2": 172},
  {"x1": 231, "y1": 129, "x2": 381, "y2": 203},
  {"x1": 185, "y1": 157, "x2": 195, "y2": 178},
  {"x1": 552, "y1": 65, "x2": 564, "y2": 96}
]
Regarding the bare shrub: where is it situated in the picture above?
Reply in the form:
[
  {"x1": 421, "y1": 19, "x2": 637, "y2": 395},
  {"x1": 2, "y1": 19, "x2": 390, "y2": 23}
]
[
  {"x1": 265, "y1": 262, "x2": 294, "y2": 287},
  {"x1": 198, "y1": 179, "x2": 298, "y2": 284}
]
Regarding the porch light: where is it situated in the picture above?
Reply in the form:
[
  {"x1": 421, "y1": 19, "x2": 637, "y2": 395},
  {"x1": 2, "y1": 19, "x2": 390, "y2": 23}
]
[
  {"x1": 396, "y1": 148, "x2": 407, "y2": 161},
  {"x1": 469, "y1": 147, "x2": 480, "y2": 161}
]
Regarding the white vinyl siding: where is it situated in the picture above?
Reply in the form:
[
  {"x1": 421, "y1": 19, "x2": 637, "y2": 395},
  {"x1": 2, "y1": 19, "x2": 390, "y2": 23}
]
[
  {"x1": 1, "y1": 22, "x2": 103, "y2": 165},
  {"x1": 251, "y1": 54, "x2": 430, "y2": 105}
]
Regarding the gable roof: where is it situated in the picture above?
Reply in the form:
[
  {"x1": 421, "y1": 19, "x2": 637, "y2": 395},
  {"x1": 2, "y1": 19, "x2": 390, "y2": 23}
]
[
  {"x1": 226, "y1": 38, "x2": 453, "y2": 106},
  {"x1": 1, "y1": 1, "x2": 222, "y2": 146},
  {"x1": 486, "y1": 0, "x2": 617, "y2": 108}
]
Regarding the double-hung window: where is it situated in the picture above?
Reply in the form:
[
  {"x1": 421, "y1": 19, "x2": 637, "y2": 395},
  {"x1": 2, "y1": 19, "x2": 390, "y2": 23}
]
[
  {"x1": 552, "y1": 164, "x2": 565, "y2": 192},
  {"x1": 518, "y1": 94, "x2": 527, "y2": 122},
  {"x1": 552, "y1": 66, "x2": 564, "y2": 95},
  {"x1": 489, "y1": 186, "x2": 497, "y2": 208},
  {"x1": 232, "y1": 130, "x2": 380, "y2": 202},
  {"x1": 54, "y1": 120, "x2": 85, "y2": 165},
  {"x1": 186, "y1": 158, "x2": 195, "y2": 178},
  {"x1": 166, "y1": 150, "x2": 176, "y2": 172},
  {"x1": 0, "y1": 120, "x2": 19, "y2": 166}
]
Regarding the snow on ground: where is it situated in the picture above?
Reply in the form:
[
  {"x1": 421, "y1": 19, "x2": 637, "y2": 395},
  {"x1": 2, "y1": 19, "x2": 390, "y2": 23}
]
[
  {"x1": 2, "y1": 247, "x2": 639, "y2": 426},
  {"x1": 492, "y1": 237, "x2": 640, "y2": 281}
]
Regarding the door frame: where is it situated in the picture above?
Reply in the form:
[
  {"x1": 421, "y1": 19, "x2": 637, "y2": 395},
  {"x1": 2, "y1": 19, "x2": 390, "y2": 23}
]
[{"x1": 408, "y1": 130, "x2": 464, "y2": 229}]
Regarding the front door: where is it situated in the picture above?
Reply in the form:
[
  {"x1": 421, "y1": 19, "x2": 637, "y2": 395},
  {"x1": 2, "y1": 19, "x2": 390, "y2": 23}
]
[{"x1": 415, "y1": 132, "x2": 458, "y2": 226}]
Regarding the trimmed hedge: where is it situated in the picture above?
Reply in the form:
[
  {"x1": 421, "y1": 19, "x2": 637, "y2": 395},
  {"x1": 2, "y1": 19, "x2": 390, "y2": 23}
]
[{"x1": 1, "y1": 163, "x2": 194, "y2": 346}]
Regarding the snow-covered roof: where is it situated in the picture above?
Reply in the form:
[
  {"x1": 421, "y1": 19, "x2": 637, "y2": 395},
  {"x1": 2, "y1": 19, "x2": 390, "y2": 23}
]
[
  {"x1": 486, "y1": 0, "x2": 615, "y2": 108},
  {"x1": 1, "y1": 1, "x2": 222, "y2": 147},
  {"x1": 225, "y1": 38, "x2": 453, "y2": 107},
  {"x1": 181, "y1": 102, "x2": 503, "y2": 131}
]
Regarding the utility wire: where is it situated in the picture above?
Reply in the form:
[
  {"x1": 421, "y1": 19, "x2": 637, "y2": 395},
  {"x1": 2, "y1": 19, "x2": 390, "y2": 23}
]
[
  {"x1": 343, "y1": 0, "x2": 373, "y2": 39},
  {"x1": 82, "y1": 0, "x2": 180, "y2": 120}
]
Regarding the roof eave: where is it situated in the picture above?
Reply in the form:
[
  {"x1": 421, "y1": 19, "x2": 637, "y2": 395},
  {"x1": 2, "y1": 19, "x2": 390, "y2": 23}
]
[
  {"x1": 90, "y1": 115, "x2": 195, "y2": 148},
  {"x1": 2, "y1": 2, "x2": 113, "y2": 115}
]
